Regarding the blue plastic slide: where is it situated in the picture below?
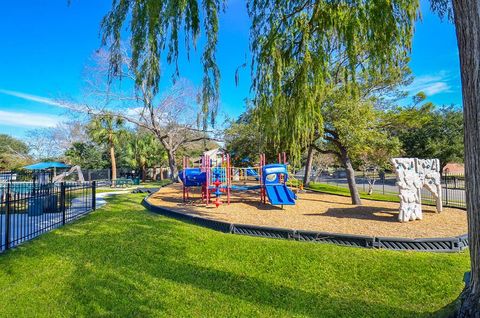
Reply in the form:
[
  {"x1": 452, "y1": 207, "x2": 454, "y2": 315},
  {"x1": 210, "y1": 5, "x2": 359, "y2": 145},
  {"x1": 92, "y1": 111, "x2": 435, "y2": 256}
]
[
  {"x1": 286, "y1": 186, "x2": 297, "y2": 200},
  {"x1": 246, "y1": 167, "x2": 259, "y2": 180},
  {"x1": 246, "y1": 168, "x2": 258, "y2": 177},
  {"x1": 265, "y1": 184, "x2": 296, "y2": 205}
]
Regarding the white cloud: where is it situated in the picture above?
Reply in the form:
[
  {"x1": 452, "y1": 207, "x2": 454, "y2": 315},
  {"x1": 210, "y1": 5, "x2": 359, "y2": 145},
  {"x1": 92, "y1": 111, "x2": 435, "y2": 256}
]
[
  {"x1": 407, "y1": 72, "x2": 452, "y2": 97},
  {"x1": 0, "y1": 110, "x2": 61, "y2": 128},
  {"x1": 421, "y1": 82, "x2": 450, "y2": 96},
  {"x1": 0, "y1": 89, "x2": 90, "y2": 114},
  {"x1": 126, "y1": 106, "x2": 144, "y2": 117},
  {"x1": 0, "y1": 89, "x2": 68, "y2": 108}
]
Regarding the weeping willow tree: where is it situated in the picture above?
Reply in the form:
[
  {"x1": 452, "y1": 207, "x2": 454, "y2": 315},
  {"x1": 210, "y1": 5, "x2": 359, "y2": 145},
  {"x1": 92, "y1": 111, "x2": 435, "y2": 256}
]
[
  {"x1": 249, "y1": 1, "x2": 419, "y2": 157},
  {"x1": 101, "y1": 0, "x2": 223, "y2": 128},
  {"x1": 248, "y1": 1, "x2": 418, "y2": 204}
]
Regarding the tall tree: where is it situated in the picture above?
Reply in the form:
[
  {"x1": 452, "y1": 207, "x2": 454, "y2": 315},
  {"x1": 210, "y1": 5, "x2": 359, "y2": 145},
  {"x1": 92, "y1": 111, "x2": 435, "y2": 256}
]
[
  {"x1": 26, "y1": 121, "x2": 89, "y2": 160},
  {"x1": 448, "y1": 0, "x2": 480, "y2": 315},
  {"x1": 87, "y1": 113, "x2": 125, "y2": 185},
  {"x1": 0, "y1": 134, "x2": 31, "y2": 170},
  {"x1": 224, "y1": 110, "x2": 264, "y2": 166},
  {"x1": 125, "y1": 130, "x2": 166, "y2": 182},
  {"x1": 253, "y1": 49, "x2": 410, "y2": 204},
  {"x1": 303, "y1": 145, "x2": 316, "y2": 186},
  {"x1": 309, "y1": 91, "x2": 402, "y2": 204},
  {"x1": 397, "y1": 105, "x2": 464, "y2": 170},
  {"x1": 100, "y1": 0, "x2": 223, "y2": 128},
  {"x1": 64, "y1": 142, "x2": 109, "y2": 170},
  {"x1": 249, "y1": 1, "x2": 417, "y2": 204},
  {"x1": 249, "y1": 1, "x2": 418, "y2": 158},
  {"x1": 82, "y1": 50, "x2": 216, "y2": 181}
]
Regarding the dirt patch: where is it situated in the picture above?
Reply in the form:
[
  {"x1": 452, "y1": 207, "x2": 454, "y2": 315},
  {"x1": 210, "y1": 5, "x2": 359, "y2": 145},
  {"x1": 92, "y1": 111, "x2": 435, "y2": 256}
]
[{"x1": 146, "y1": 184, "x2": 467, "y2": 239}]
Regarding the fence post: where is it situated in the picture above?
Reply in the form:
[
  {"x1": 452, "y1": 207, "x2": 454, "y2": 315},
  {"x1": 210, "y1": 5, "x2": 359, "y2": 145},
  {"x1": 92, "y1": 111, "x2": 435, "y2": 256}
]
[
  {"x1": 382, "y1": 173, "x2": 385, "y2": 195},
  {"x1": 5, "y1": 182, "x2": 10, "y2": 250},
  {"x1": 444, "y1": 173, "x2": 449, "y2": 206},
  {"x1": 61, "y1": 182, "x2": 66, "y2": 225},
  {"x1": 92, "y1": 181, "x2": 96, "y2": 211}
]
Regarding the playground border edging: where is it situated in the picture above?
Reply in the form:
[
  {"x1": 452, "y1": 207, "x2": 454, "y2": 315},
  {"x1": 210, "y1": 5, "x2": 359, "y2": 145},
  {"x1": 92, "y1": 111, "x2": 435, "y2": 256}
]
[{"x1": 142, "y1": 193, "x2": 468, "y2": 253}]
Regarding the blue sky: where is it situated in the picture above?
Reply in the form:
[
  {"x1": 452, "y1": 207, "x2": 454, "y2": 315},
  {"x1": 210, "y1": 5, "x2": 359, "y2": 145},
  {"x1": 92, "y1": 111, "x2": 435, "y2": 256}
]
[{"x1": 0, "y1": 0, "x2": 461, "y2": 139}]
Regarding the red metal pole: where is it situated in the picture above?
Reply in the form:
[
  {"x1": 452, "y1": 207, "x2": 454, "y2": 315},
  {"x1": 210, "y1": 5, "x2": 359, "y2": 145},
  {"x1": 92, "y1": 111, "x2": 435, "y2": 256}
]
[
  {"x1": 259, "y1": 154, "x2": 262, "y2": 202},
  {"x1": 264, "y1": 153, "x2": 267, "y2": 203},
  {"x1": 182, "y1": 157, "x2": 186, "y2": 202},
  {"x1": 206, "y1": 155, "x2": 210, "y2": 206},
  {"x1": 227, "y1": 153, "x2": 231, "y2": 205},
  {"x1": 201, "y1": 155, "x2": 206, "y2": 203},
  {"x1": 283, "y1": 152, "x2": 287, "y2": 164},
  {"x1": 260, "y1": 153, "x2": 265, "y2": 203}
]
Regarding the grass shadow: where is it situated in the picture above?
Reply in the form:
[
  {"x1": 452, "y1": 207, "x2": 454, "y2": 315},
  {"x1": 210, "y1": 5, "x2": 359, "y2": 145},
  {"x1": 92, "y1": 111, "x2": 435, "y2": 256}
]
[
  {"x1": 318, "y1": 206, "x2": 400, "y2": 222},
  {"x1": 0, "y1": 193, "x2": 466, "y2": 317}
]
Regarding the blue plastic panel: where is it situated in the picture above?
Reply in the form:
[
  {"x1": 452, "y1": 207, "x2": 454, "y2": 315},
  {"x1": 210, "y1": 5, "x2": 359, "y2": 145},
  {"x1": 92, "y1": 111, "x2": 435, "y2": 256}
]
[{"x1": 265, "y1": 184, "x2": 295, "y2": 205}]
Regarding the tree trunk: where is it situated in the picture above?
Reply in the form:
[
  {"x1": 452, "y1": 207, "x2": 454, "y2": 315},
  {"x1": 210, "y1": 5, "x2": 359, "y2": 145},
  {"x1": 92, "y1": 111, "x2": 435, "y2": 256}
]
[
  {"x1": 452, "y1": 1, "x2": 480, "y2": 316},
  {"x1": 141, "y1": 164, "x2": 147, "y2": 182},
  {"x1": 110, "y1": 144, "x2": 117, "y2": 187},
  {"x1": 367, "y1": 179, "x2": 375, "y2": 195},
  {"x1": 303, "y1": 144, "x2": 315, "y2": 186},
  {"x1": 314, "y1": 169, "x2": 321, "y2": 183},
  {"x1": 339, "y1": 147, "x2": 362, "y2": 205},
  {"x1": 167, "y1": 149, "x2": 178, "y2": 181}
]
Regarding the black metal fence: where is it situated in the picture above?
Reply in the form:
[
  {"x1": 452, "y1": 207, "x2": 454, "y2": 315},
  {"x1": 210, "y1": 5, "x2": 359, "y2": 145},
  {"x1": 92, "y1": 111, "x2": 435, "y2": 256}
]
[
  {"x1": 308, "y1": 170, "x2": 467, "y2": 209},
  {"x1": 0, "y1": 170, "x2": 34, "y2": 182},
  {"x1": 0, "y1": 181, "x2": 96, "y2": 252},
  {"x1": 1, "y1": 167, "x2": 170, "y2": 185},
  {"x1": 424, "y1": 173, "x2": 465, "y2": 209}
]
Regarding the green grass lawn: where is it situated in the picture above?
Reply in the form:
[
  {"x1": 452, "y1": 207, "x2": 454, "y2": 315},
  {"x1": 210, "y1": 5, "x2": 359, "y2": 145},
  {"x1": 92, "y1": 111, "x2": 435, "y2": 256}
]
[
  {"x1": 0, "y1": 193, "x2": 469, "y2": 317},
  {"x1": 308, "y1": 182, "x2": 400, "y2": 203}
]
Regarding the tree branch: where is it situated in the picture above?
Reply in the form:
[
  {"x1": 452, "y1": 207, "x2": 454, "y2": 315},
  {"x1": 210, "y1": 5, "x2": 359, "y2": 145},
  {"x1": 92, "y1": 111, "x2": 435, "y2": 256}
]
[{"x1": 311, "y1": 144, "x2": 341, "y2": 159}]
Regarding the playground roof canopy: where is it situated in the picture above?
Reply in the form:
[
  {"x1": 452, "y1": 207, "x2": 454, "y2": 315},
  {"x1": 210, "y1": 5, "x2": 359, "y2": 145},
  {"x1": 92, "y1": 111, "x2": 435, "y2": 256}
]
[{"x1": 23, "y1": 162, "x2": 70, "y2": 170}]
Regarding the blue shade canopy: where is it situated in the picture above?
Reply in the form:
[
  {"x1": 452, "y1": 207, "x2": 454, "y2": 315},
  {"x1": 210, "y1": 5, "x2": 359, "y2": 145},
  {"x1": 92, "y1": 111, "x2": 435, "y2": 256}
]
[{"x1": 23, "y1": 162, "x2": 70, "y2": 170}]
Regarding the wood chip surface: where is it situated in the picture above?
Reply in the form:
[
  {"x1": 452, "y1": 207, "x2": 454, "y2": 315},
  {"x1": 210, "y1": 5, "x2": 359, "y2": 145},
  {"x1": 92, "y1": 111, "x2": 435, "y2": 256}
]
[{"x1": 147, "y1": 184, "x2": 467, "y2": 238}]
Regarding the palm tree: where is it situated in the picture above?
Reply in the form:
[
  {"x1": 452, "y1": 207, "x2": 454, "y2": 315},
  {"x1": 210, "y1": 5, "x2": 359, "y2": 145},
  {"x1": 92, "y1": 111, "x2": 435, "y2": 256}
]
[
  {"x1": 88, "y1": 113, "x2": 125, "y2": 186},
  {"x1": 126, "y1": 130, "x2": 166, "y2": 182}
]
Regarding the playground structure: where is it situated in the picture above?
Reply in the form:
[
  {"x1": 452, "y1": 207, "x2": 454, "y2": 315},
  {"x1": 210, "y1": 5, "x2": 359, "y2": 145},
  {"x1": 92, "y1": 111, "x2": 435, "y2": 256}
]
[
  {"x1": 179, "y1": 151, "x2": 297, "y2": 207},
  {"x1": 52, "y1": 165, "x2": 85, "y2": 183},
  {"x1": 147, "y1": 155, "x2": 467, "y2": 252}
]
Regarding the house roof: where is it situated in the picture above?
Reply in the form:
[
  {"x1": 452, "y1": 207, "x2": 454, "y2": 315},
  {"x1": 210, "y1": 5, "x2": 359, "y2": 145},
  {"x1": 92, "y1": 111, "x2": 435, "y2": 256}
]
[{"x1": 442, "y1": 163, "x2": 464, "y2": 173}]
